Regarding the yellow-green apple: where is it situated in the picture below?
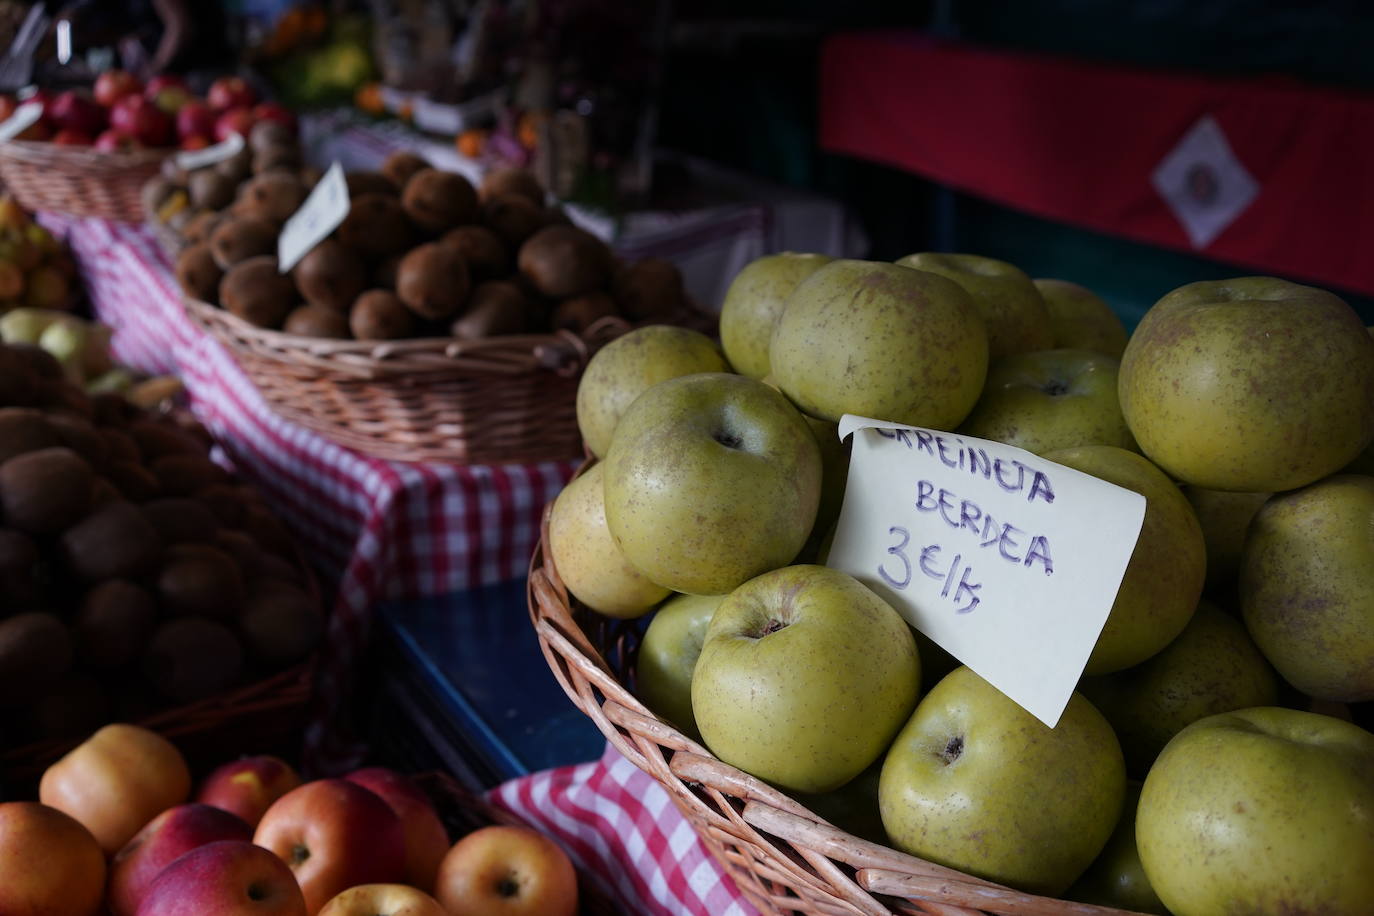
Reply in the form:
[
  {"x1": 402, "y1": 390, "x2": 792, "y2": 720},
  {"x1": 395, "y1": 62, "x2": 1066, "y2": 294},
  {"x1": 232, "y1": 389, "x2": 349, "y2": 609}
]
[
  {"x1": 547, "y1": 462, "x2": 670, "y2": 617},
  {"x1": 603, "y1": 372, "x2": 821, "y2": 595},
  {"x1": 1342, "y1": 327, "x2": 1374, "y2": 475},
  {"x1": 0, "y1": 802, "x2": 106, "y2": 916},
  {"x1": 134, "y1": 840, "x2": 306, "y2": 916},
  {"x1": 1032, "y1": 278, "x2": 1128, "y2": 359},
  {"x1": 196, "y1": 755, "x2": 302, "y2": 828},
  {"x1": 634, "y1": 592, "x2": 724, "y2": 740},
  {"x1": 1240, "y1": 474, "x2": 1374, "y2": 701},
  {"x1": 109, "y1": 803, "x2": 254, "y2": 916},
  {"x1": 1079, "y1": 601, "x2": 1278, "y2": 777},
  {"x1": 317, "y1": 884, "x2": 447, "y2": 916},
  {"x1": 769, "y1": 259, "x2": 987, "y2": 429},
  {"x1": 253, "y1": 779, "x2": 407, "y2": 915},
  {"x1": 1118, "y1": 277, "x2": 1374, "y2": 492},
  {"x1": 1136, "y1": 707, "x2": 1374, "y2": 915},
  {"x1": 1042, "y1": 445, "x2": 1205, "y2": 674},
  {"x1": 896, "y1": 252, "x2": 1053, "y2": 359},
  {"x1": 692, "y1": 564, "x2": 920, "y2": 793},
  {"x1": 1064, "y1": 782, "x2": 1166, "y2": 914},
  {"x1": 957, "y1": 348, "x2": 1134, "y2": 455},
  {"x1": 1182, "y1": 486, "x2": 1270, "y2": 599},
  {"x1": 759, "y1": 374, "x2": 850, "y2": 563},
  {"x1": 879, "y1": 666, "x2": 1125, "y2": 895},
  {"x1": 795, "y1": 759, "x2": 887, "y2": 845},
  {"x1": 40, "y1": 722, "x2": 192, "y2": 853},
  {"x1": 343, "y1": 768, "x2": 450, "y2": 894},
  {"x1": 574, "y1": 325, "x2": 729, "y2": 459},
  {"x1": 718, "y1": 251, "x2": 833, "y2": 379},
  {"x1": 434, "y1": 824, "x2": 577, "y2": 916}
]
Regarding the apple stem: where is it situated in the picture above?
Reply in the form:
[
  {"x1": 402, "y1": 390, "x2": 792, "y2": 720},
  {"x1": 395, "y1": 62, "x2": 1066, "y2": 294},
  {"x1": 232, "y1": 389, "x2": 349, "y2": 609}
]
[
  {"x1": 762, "y1": 618, "x2": 787, "y2": 635},
  {"x1": 713, "y1": 430, "x2": 743, "y2": 449}
]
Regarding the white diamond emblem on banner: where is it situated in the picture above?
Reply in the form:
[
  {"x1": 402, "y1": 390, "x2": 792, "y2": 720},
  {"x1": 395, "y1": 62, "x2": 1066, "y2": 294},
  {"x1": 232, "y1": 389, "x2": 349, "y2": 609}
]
[{"x1": 1151, "y1": 114, "x2": 1259, "y2": 249}]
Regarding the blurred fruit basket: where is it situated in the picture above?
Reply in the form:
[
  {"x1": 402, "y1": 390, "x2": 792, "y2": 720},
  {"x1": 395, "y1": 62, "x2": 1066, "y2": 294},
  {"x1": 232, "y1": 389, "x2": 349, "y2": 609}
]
[{"x1": 0, "y1": 139, "x2": 166, "y2": 222}]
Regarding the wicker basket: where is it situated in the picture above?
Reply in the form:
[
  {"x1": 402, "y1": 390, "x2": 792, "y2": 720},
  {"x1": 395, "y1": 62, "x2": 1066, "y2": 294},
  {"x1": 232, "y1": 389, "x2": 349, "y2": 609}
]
[
  {"x1": 0, "y1": 140, "x2": 166, "y2": 222},
  {"x1": 415, "y1": 770, "x2": 624, "y2": 916},
  {"x1": 184, "y1": 295, "x2": 635, "y2": 465},
  {"x1": 527, "y1": 496, "x2": 1147, "y2": 916}
]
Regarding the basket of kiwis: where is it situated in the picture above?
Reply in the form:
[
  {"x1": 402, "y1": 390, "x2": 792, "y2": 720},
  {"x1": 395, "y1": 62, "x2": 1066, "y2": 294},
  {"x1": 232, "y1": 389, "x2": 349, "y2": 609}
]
[
  {"x1": 173, "y1": 151, "x2": 709, "y2": 465},
  {"x1": 0, "y1": 341, "x2": 325, "y2": 790}
]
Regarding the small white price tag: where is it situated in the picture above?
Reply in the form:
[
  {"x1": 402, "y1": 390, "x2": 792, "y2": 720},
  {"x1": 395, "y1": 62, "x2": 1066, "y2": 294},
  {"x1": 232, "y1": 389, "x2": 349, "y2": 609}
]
[
  {"x1": 0, "y1": 103, "x2": 43, "y2": 142},
  {"x1": 174, "y1": 131, "x2": 244, "y2": 171},
  {"x1": 277, "y1": 162, "x2": 350, "y2": 273},
  {"x1": 826, "y1": 415, "x2": 1146, "y2": 728}
]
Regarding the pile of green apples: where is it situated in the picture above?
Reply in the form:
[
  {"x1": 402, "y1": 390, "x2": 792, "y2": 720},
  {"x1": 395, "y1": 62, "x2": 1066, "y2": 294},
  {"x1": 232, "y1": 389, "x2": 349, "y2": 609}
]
[{"x1": 547, "y1": 251, "x2": 1374, "y2": 916}]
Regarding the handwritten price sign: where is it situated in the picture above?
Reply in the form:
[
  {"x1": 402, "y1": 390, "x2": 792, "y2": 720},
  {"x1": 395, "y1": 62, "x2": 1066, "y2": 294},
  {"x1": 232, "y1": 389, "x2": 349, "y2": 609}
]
[
  {"x1": 277, "y1": 162, "x2": 349, "y2": 272},
  {"x1": 826, "y1": 415, "x2": 1145, "y2": 728}
]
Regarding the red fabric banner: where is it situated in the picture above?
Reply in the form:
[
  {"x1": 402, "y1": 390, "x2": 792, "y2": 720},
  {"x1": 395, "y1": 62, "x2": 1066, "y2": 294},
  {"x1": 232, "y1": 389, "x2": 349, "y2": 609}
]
[{"x1": 820, "y1": 31, "x2": 1374, "y2": 297}]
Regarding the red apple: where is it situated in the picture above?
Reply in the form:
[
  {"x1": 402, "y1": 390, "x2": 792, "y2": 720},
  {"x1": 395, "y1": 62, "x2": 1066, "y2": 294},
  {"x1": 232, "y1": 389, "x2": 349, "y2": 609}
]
[
  {"x1": 434, "y1": 825, "x2": 578, "y2": 916},
  {"x1": 180, "y1": 134, "x2": 211, "y2": 151},
  {"x1": 254, "y1": 779, "x2": 407, "y2": 915},
  {"x1": 197, "y1": 755, "x2": 302, "y2": 828},
  {"x1": 94, "y1": 70, "x2": 142, "y2": 108},
  {"x1": 94, "y1": 129, "x2": 138, "y2": 152},
  {"x1": 109, "y1": 95, "x2": 172, "y2": 147},
  {"x1": 214, "y1": 107, "x2": 255, "y2": 142},
  {"x1": 207, "y1": 76, "x2": 257, "y2": 112},
  {"x1": 176, "y1": 100, "x2": 217, "y2": 141},
  {"x1": 251, "y1": 101, "x2": 296, "y2": 133},
  {"x1": 135, "y1": 840, "x2": 306, "y2": 916},
  {"x1": 0, "y1": 802, "x2": 106, "y2": 916},
  {"x1": 47, "y1": 89, "x2": 106, "y2": 136},
  {"x1": 317, "y1": 884, "x2": 447, "y2": 916},
  {"x1": 0, "y1": 94, "x2": 17, "y2": 122},
  {"x1": 344, "y1": 768, "x2": 450, "y2": 893},
  {"x1": 108, "y1": 803, "x2": 254, "y2": 916},
  {"x1": 53, "y1": 128, "x2": 94, "y2": 145},
  {"x1": 144, "y1": 74, "x2": 187, "y2": 98}
]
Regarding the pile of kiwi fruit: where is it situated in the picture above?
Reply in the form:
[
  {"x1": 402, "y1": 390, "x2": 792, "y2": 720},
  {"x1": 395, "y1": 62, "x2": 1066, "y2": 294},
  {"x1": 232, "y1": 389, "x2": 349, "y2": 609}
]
[
  {"x1": 153, "y1": 142, "x2": 696, "y2": 341},
  {"x1": 0, "y1": 341, "x2": 322, "y2": 748}
]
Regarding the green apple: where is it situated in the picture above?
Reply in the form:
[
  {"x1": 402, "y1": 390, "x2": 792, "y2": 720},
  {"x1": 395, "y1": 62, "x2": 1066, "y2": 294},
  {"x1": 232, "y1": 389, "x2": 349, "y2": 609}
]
[
  {"x1": 957, "y1": 348, "x2": 1135, "y2": 455},
  {"x1": 603, "y1": 372, "x2": 821, "y2": 596},
  {"x1": 896, "y1": 252, "x2": 1053, "y2": 359},
  {"x1": 1182, "y1": 485, "x2": 1270, "y2": 598},
  {"x1": 1033, "y1": 278, "x2": 1129, "y2": 359},
  {"x1": 634, "y1": 592, "x2": 724, "y2": 740},
  {"x1": 692, "y1": 564, "x2": 920, "y2": 793},
  {"x1": 1341, "y1": 326, "x2": 1374, "y2": 475},
  {"x1": 1241, "y1": 474, "x2": 1374, "y2": 702},
  {"x1": 879, "y1": 666, "x2": 1125, "y2": 896},
  {"x1": 1043, "y1": 445, "x2": 1206, "y2": 675},
  {"x1": 1137, "y1": 707, "x2": 1374, "y2": 915},
  {"x1": 575, "y1": 324, "x2": 730, "y2": 459},
  {"x1": 1118, "y1": 277, "x2": 1374, "y2": 492},
  {"x1": 1079, "y1": 600, "x2": 1278, "y2": 777},
  {"x1": 718, "y1": 252, "x2": 833, "y2": 379},
  {"x1": 1064, "y1": 782, "x2": 1167, "y2": 914},
  {"x1": 760, "y1": 376, "x2": 849, "y2": 565},
  {"x1": 768, "y1": 259, "x2": 987, "y2": 429},
  {"x1": 795, "y1": 759, "x2": 887, "y2": 846},
  {"x1": 546, "y1": 462, "x2": 670, "y2": 618}
]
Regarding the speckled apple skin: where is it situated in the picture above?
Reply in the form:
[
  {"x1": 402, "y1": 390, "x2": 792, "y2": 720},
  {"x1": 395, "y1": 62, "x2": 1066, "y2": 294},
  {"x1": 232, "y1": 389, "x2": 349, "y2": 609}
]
[
  {"x1": 719, "y1": 252, "x2": 834, "y2": 380},
  {"x1": 635, "y1": 593, "x2": 724, "y2": 740},
  {"x1": 1033, "y1": 277, "x2": 1128, "y2": 359},
  {"x1": 898, "y1": 252, "x2": 1054, "y2": 360}
]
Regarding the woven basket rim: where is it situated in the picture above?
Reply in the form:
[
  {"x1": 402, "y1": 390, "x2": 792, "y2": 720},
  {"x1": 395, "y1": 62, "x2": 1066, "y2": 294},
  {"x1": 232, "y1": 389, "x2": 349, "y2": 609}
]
[
  {"x1": 526, "y1": 461, "x2": 1148, "y2": 916},
  {"x1": 0, "y1": 138, "x2": 169, "y2": 169}
]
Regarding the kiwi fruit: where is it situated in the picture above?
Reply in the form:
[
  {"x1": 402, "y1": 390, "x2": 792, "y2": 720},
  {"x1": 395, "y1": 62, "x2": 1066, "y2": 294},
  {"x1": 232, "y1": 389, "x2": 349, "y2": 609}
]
[
  {"x1": 143, "y1": 617, "x2": 244, "y2": 703},
  {"x1": 0, "y1": 447, "x2": 93, "y2": 534},
  {"x1": 142, "y1": 497, "x2": 221, "y2": 543},
  {"x1": 346, "y1": 171, "x2": 398, "y2": 198},
  {"x1": 551, "y1": 292, "x2": 618, "y2": 333},
  {"x1": 175, "y1": 242, "x2": 224, "y2": 303},
  {"x1": 141, "y1": 177, "x2": 177, "y2": 220},
  {"x1": 212, "y1": 528, "x2": 261, "y2": 570},
  {"x1": 105, "y1": 461, "x2": 160, "y2": 502},
  {"x1": 401, "y1": 168, "x2": 479, "y2": 234},
  {"x1": 0, "y1": 408, "x2": 59, "y2": 463},
  {"x1": 92, "y1": 394, "x2": 139, "y2": 430},
  {"x1": 439, "y1": 225, "x2": 508, "y2": 281},
  {"x1": 336, "y1": 193, "x2": 413, "y2": 259},
  {"x1": 157, "y1": 544, "x2": 245, "y2": 620},
  {"x1": 74, "y1": 580, "x2": 157, "y2": 670},
  {"x1": 252, "y1": 146, "x2": 302, "y2": 176},
  {"x1": 239, "y1": 504, "x2": 294, "y2": 557},
  {"x1": 299, "y1": 165, "x2": 324, "y2": 188},
  {"x1": 89, "y1": 476, "x2": 121, "y2": 508},
  {"x1": 372, "y1": 255, "x2": 401, "y2": 290},
  {"x1": 126, "y1": 419, "x2": 202, "y2": 460},
  {"x1": 60, "y1": 500, "x2": 162, "y2": 580},
  {"x1": 182, "y1": 211, "x2": 225, "y2": 247},
  {"x1": 237, "y1": 585, "x2": 322, "y2": 666},
  {"x1": 479, "y1": 167, "x2": 544, "y2": 205},
  {"x1": 46, "y1": 414, "x2": 107, "y2": 468},
  {"x1": 219, "y1": 256, "x2": 297, "y2": 329},
  {"x1": 284, "y1": 303, "x2": 351, "y2": 339},
  {"x1": 100, "y1": 428, "x2": 140, "y2": 463},
  {"x1": 291, "y1": 239, "x2": 366, "y2": 312},
  {"x1": 381, "y1": 150, "x2": 430, "y2": 190},
  {"x1": 253, "y1": 552, "x2": 303, "y2": 587},
  {"x1": 451, "y1": 282, "x2": 529, "y2": 339},
  {"x1": 237, "y1": 172, "x2": 308, "y2": 224},
  {"x1": 613, "y1": 257, "x2": 688, "y2": 321},
  {"x1": 481, "y1": 193, "x2": 545, "y2": 247},
  {"x1": 31, "y1": 672, "x2": 109, "y2": 740},
  {"x1": 0, "y1": 612, "x2": 72, "y2": 702},
  {"x1": 518, "y1": 225, "x2": 613, "y2": 299},
  {"x1": 151, "y1": 453, "x2": 230, "y2": 497},
  {"x1": 3, "y1": 343, "x2": 63, "y2": 381},
  {"x1": 0, "y1": 528, "x2": 39, "y2": 606},
  {"x1": 395, "y1": 243, "x2": 471, "y2": 320},
  {"x1": 249, "y1": 120, "x2": 294, "y2": 154},
  {"x1": 196, "y1": 484, "x2": 244, "y2": 527},
  {"x1": 208, "y1": 216, "x2": 278, "y2": 271},
  {"x1": 188, "y1": 169, "x2": 236, "y2": 211},
  {"x1": 350, "y1": 290, "x2": 415, "y2": 341},
  {"x1": 214, "y1": 142, "x2": 254, "y2": 183}
]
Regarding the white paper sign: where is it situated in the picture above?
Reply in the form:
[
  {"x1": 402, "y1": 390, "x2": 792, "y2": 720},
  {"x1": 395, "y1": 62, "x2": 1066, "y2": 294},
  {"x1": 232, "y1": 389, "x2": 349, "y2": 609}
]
[
  {"x1": 826, "y1": 415, "x2": 1146, "y2": 728},
  {"x1": 0, "y1": 103, "x2": 43, "y2": 142},
  {"x1": 174, "y1": 132, "x2": 244, "y2": 171},
  {"x1": 277, "y1": 162, "x2": 349, "y2": 273}
]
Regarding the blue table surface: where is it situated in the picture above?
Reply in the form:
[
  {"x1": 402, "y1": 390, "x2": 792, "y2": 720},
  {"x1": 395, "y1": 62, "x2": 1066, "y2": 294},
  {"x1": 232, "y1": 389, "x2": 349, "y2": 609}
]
[{"x1": 376, "y1": 579, "x2": 607, "y2": 782}]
